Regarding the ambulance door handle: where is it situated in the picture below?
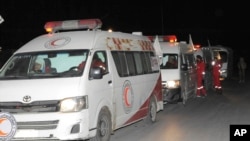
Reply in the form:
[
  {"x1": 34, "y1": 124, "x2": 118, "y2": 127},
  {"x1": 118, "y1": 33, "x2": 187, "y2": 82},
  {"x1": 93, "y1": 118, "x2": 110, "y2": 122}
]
[{"x1": 108, "y1": 80, "x2": 112, "y2": 84}]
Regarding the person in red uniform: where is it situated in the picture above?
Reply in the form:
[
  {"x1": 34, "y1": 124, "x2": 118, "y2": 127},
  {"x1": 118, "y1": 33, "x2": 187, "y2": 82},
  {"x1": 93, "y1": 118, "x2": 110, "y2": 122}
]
[
  {"x1": 212, "y1": 57, "x2": 222, "y2": 94},
  {"x1": 196, "y1": 55, "x2": 206, "y2": 97}
]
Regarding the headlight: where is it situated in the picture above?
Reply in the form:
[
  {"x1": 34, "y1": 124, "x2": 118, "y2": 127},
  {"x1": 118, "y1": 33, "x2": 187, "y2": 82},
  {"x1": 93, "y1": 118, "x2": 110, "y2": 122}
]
[
  {"x1": 163, "y1": 80, "x2": 180, "y2": 88},
  {"x1": 60, "y1": 96, "x2": 88, "y2": 112}
]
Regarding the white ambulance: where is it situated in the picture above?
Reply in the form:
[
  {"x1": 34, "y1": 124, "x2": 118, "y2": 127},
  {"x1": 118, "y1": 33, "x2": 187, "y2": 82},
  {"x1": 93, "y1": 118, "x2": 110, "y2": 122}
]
[
  {"x1": 0, "y1": 19, "x2": 163, "y2": 141},
  {"x1": 149, "y1": 35, "x2": 197, "y2": 105}
]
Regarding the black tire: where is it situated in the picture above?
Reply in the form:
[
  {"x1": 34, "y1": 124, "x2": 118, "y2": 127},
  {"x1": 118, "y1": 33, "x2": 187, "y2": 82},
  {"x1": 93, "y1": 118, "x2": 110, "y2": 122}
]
[
  {"x1": 145, "y1": 97, "x2": 157, "y2": 124},
  {"x1": 89, "y1": 108, "x2": 111, "y2": 141}
]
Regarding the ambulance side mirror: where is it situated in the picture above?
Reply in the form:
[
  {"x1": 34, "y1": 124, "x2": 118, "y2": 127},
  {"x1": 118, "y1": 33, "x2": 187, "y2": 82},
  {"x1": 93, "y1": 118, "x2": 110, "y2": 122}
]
[
  {"x1": 181, "y1": 64, "x2": 188, "y2": 71},
  {"x1": 89, "y1": 67, "x2": 103, "y2": 79}
]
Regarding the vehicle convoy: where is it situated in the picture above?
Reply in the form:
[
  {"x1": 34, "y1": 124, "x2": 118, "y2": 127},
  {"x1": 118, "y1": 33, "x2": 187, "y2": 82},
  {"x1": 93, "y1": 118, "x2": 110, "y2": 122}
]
[
  {"x1": 148, "y1": 35, "x2": 197, "y2": 105},
  {"x1": 0, "y1": 19, "x2": 163, "y2": 141}
]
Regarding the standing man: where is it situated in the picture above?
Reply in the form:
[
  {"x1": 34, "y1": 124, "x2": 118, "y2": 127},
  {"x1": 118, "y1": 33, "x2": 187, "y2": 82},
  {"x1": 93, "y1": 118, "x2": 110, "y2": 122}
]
[
  {"x1": 237, "y1": 57, "x2": 247, "y2": 83},
  {"x1": 196, "y1": 55, "x2": 206, "y2": 97},
  {"x1": 212, "y1": 57, "x2": 222, "y2": 94}
]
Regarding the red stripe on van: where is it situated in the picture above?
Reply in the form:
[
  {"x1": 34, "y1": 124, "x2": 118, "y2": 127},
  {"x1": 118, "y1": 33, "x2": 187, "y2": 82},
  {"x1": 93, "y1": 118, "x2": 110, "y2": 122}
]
[{"x1": 123, "y1": 74, "x2": 162, "y2": 125}]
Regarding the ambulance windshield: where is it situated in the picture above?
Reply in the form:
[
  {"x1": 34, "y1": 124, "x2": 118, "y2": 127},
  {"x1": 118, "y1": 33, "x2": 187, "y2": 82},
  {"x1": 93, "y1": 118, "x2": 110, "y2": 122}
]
[
  {"x1": 0, "y1": 50, "x2": 89, "y2": 79},
  {"x1": 161, "y1": 54, "x2": 178, "y2": 69}
]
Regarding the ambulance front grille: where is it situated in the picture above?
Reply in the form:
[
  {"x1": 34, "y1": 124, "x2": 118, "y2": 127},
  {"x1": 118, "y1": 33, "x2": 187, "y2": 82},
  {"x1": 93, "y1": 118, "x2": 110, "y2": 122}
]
[
  {"x1": 0, "y1": 100, "x2": 60, "y2": 113},
  {"x1": 17, "y1": 120, "x2": 59, "y2": 130},
  {"x1": 12, "y1": 139, "x2": 59, "y2": 141}
]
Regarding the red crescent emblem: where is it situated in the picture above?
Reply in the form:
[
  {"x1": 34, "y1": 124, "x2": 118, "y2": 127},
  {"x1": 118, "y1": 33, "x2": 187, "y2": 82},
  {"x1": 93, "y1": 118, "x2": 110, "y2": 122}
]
[
  {"x1": 0, "y1": 118, "x2": 7, "y2": 136},
  {"x1": 50, "y1": 39, "x2": 60, "y2": 46},
  {"x1": 124, "y1": 87, "x2": 130, "y2": 107}
]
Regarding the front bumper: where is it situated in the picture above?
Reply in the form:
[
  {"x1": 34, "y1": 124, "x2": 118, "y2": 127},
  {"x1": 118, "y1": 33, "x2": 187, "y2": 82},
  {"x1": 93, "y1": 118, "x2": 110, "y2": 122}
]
[
  {"x1": 162, "y1": 87, "x2": 181, "y2": 104},
  {"x1": 12, "y1": 111, "x2": 91, "y2": 141}
]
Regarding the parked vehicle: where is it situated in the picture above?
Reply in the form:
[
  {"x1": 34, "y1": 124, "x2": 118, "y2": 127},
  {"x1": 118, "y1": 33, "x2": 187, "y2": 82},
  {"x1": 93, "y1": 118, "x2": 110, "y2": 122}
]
[
  {"x1": 149, "y1": 35, "x2": 197, "y2": 105},
  {"x1": 0, "y1": 19, "x2": 163, "y2": 141}
]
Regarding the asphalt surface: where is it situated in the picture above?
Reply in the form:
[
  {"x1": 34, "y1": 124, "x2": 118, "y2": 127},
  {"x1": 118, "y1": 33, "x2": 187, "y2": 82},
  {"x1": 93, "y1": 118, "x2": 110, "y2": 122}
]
[{"x1": 109, "y1": 72, "x2": 250, "y2": 141}]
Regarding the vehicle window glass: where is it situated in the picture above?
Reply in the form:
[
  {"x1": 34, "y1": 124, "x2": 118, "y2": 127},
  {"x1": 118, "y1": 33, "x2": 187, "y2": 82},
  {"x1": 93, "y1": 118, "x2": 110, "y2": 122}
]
[
  {"x1": 125, "y1": 52, "x2": 136, "y2": 76},
  {"x1": 134, "y1": 52, "x2": 143, "y2": 74},
  {"x1": 0, "y1": 50, "x2": 89, "y2": 79},
  {"x1": 161, "y1": 54, "x2": 178, "y2": 69}
]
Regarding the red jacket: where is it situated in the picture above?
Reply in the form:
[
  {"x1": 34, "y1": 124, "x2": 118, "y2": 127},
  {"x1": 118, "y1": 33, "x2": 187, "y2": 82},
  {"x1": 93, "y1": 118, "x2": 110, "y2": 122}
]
[
  {"x1": 213, "y1": 60, "x2": 221, "y2": 75},
  {"x1": 197, "y1": 60, "x2": 205, "y2": 76}
]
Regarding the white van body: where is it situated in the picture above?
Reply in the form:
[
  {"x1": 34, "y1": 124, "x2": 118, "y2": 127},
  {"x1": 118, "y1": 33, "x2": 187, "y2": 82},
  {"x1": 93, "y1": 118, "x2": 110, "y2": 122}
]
[
  {"x1": 150, "y1": 35, "x2": 197, "y2": 104},
  {"x1": 0, "y1": 19, "x2": 163, "y2": 141}
]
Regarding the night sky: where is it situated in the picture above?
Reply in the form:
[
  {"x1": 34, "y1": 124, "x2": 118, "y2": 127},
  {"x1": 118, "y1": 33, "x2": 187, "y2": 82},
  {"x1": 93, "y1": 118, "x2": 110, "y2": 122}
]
[{"x1": 0, "y1": 0, "x2": 250, "y2": 62}]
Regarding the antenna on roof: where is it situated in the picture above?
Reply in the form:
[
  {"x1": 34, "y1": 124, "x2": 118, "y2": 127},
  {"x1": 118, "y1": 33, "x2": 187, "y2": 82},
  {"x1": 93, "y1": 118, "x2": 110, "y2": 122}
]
[{"x1": 207, "y1": 39, "x2": 211, "y2": 47}]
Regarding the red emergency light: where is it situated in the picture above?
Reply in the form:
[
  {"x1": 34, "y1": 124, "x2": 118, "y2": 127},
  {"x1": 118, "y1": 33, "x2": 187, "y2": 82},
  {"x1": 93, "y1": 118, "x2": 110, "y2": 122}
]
[
  {"x1": 194, "y1": 44, "x2": 201, "y2": 49},
  {"x1": 158, "y1": 35, "x2": 177, "y2": 42},
  {"x1": 147, "y1": 36, "x2": 155, "y2": 41},
  {"x1": 44, "y1": 19, "x2": 102, "y2": 33},
  {"x1": 147, "y1": 35, "x2": 177, "y2": 42}
]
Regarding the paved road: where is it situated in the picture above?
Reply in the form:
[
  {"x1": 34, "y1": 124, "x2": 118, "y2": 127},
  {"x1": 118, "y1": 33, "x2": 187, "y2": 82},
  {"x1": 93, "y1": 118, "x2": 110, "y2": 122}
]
[{"x1": 109, "y1": 74, "x2": 250, "y2": 141}]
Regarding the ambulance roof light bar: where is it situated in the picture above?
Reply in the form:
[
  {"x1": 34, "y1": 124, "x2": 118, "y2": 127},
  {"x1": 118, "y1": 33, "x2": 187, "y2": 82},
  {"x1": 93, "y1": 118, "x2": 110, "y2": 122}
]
[
  {"x1": 44, "y1": 19, "x2": 102, "y2": 33},
  {"x1": 194, "y1": 44, "x2": 201, "y2": 49},
  {"x1": 147, "y1": 36, "x2": 154, "y2": 41},
  {"x1": 158, "y1": 35, "x2": 177, "y2": 42},
  {"x1": 147, "y1": 35, "x2": 177, "y2": 42}
]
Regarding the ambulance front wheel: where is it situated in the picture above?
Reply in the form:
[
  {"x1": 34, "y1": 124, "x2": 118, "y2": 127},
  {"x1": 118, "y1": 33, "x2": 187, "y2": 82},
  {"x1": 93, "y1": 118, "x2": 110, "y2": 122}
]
[
  {"x1": 144, "y1": 96, "x2": 157, "y2": 124},
  {"x1": 90, "y1": 107, "x2": 112, "y2": 141}
]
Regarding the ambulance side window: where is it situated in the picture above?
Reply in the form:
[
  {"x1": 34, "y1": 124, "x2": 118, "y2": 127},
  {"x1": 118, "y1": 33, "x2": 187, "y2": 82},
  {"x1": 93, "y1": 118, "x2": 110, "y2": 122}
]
[
  {"x1": 181, "y1": 54, "x2": 187, "y2": 71},
  {"x1": 188, "y1": 54, "x2": 196, "y2": 70},
  {"x1": 182, "y1": 54, "x2": 196, "y2": 70},
  {"x1": 134, "y1": 52, "x2": 143, "y2": 75},
  {"x1": 111, "y1": 51, "x2": 157, "y2": 77},
  {"x1": 91, "y1": 51, "x2": 108, "y2": 74},
  {"x1": 143, "y1": 52, "x2": 153, "y2": 73},
  {"x1": 140, "y1": 52, "x2": 149, "y2": 74},
  {"x1": 112, "y1": 51, "x2": 129, "y2": 77},
  {"x1": 125, "y1": 52, "x2": 136, "y2": 76}
]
